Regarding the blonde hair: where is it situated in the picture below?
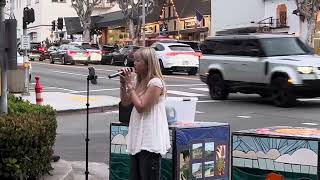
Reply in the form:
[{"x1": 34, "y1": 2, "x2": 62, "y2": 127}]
[{"x1": 134, "y1": 47, "x2": 164, "y2": 85}]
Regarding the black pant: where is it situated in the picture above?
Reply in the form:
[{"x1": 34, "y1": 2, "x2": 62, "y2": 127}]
[{"x1": 129, "y1": 150, "x2": 161, "y2": 180}]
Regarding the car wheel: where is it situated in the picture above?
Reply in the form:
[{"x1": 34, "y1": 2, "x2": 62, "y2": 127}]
[
  {"x1": 110, "y1": 57, "x2": 115, "y2": 65},
  {"x1": 62, "y1": 56, "x2": 67, "y2": 65},
  {"x1": 123, "y1": 58, "x2": 129, "y2": 67},
  {"x1": 50, "y1": 56, "x2": 54, "y2": 64},
  {"x1": 188, "y1": 68, "x2": 198, "y2": 75},
  {"x1": 208, "y1": 73, "x2": 229, "y2": 100},
  {"x1": 271, "y1": 76, "x2": 296, "y2": 107},
  {"x1": 71, "y1": 60, "x2": 76, "y2": 65},
  {"x1": 30, "y1": 58, "x2": 34, "y2": 61},
  {"x1": 159, "y1": 60, "x2": 169, "y2": 75}
]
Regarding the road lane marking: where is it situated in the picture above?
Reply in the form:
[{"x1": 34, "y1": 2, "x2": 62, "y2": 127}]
[
  {"x1": 302, "y1": 122, "x2": 319, "y2": 126},
  {"x1": 196, "y1": 100, "x2": 220, "y2": 103},
  {"x1": 32, "y1": 61, "x2": 117, "y2": 72},
  {"x1": 105, "y1": 110, "x2": 119, "y2": 114},
  {"x1": 33, "y1": 62, "x2": 202, "y2": 81},
  {"x1": 166, "y1": 84, "x2": 206, "y2": 87},
  {"x1": 167, "y1": 90, "x2": 206, "y2": 97},
  {"x1": 196, "y1": 111, "x2": 205, "y2": 114},
  {"x1": 52, "y1": 70, "x2": 109, "y2": 79},
  {"x1": 237, "y1": 115, "x2": 251, "y2": 119},
  {"x1": 69, "y1": 88, "x2": 120, "y2": 94},
  {"x1": 44, "y1": 86, "x2": 78, "y2": 92},
  {"x1": 164, "y1": 75, "x2": 199, "y2": 81},
  {"x1": 190, "y1": 87, "x2": 209, "y2": 92}
]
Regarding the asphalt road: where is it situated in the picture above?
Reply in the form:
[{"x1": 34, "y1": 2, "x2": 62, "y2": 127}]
[{"x1": 30, "y1": 60, "x2": 320, "y2": 163}]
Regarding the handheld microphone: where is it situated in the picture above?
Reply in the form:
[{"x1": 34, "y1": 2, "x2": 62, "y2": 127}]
[{"x1": 108, "y1": 68, "x2": 133, "y2": 79}]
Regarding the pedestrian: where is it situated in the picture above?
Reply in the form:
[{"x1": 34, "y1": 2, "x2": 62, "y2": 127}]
[{"x1": 119, "y1": 47, "x2": 171, "y2": 180}]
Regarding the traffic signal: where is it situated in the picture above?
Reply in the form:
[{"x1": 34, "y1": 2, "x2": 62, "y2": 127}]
[
  {"x1": 52, "y1": 20, "x2": 56, "y2": 31},
  {"x1": 23, "y1": 7, "x2": 35, "y2": 24},
  {"x1": 57, "y1": 18, "x2": 63, "y2": 30}
]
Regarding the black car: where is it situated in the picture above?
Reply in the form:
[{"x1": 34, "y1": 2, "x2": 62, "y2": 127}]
[
  {"x1": 50, "y1": 45, "x2": 89, "y2": 65},
  {"x1": 105, "y1": 45, "x2": 141, "y2": 66},
  {"x1": 40, "y1": 46, "x2": 59, "y2": 61},
  {"x1": 101, "y1": 45, "x2": 117, "y2": 65}
]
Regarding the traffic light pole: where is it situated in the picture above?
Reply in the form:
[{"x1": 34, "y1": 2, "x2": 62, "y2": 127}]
[
  {"x1": 22, "y1": 22, "x2": 30, "y2": 96},
  {"x1": 0, "y1": 0, "x2": 8, "y2": 113},
  {"x1": 142, "y1": 0, "x2": 146, "y2": 47}
]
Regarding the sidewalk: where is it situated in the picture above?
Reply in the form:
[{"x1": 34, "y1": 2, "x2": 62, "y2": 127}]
[{"x1": 18, "y1": 92, "x2": 120, "y2": 180}]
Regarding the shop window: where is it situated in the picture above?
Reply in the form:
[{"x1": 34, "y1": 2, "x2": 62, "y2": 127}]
[
  {"x1": 168, "y1": 6, "x2": 171, "y2": 17},
  {"x1": 174, "y1": 21, "x2": 176, "y2": 30},
  {"x1": 276, "y1": 4, "x2": 287, "y2": 28},
  {"x1": 203, "y1": 18, "x2": 205, "y2": 27}
]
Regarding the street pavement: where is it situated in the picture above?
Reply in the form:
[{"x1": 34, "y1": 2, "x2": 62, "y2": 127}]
[{"x1": 23, "y1": 61, "x2": 320, "y2": 179}]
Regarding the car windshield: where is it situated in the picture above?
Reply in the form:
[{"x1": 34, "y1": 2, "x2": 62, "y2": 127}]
[
  {"x1": 82, "y1": 44, "x2": 99, "y2": 50},
  {"x1": 103, "y1": 46, "x2": 114, "y2": 51},
  {"x1": 259, "y1": 37, "x2": 312, "y2": 56},
  {"x1": 68, "y1": 46, "x2": 85, "y2": 50},
  {"x1": 169, "y1": 45, "x2": 194, "y2": 51}
]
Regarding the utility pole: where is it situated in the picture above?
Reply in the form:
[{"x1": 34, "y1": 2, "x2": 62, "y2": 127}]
[
  {"x1": 142, "y1": 0, "x2": 146, "y2": 47},
  {"x1": 22, "y1": 20, "x2": 30, "y2": 96},
  {"x1": 0, "y1": 0, "x2": 8, "y2": 113}
]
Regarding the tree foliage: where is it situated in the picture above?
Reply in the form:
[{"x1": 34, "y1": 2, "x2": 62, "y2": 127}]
[
  {"x1": 294, "y1": 0, "x2": 320, "y2": 45},
  {"x1": 110, "y1": 0, "x2": 158, "y2": 45},
  {"x1": 71, "y1": 0, "x2": 102, "y2": 42}
]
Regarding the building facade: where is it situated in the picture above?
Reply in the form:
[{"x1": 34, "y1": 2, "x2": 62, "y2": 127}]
[{"x1": 4, "y1": 0, "x2": 115, "y2": 43}]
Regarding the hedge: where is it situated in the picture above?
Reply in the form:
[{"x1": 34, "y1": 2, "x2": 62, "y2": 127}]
[{"x1": 0, "y1": 94, "x2": 57, "y2": 179}]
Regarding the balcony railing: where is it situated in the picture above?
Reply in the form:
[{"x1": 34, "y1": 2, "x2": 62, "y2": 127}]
[
  {"x1": 275, "y1": 18, "x2": 288, "y2": 28},
  {"x1": 95, "y1": 0, "x2": 116, "y2": 8}
]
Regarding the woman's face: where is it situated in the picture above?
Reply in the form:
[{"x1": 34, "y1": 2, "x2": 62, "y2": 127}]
[{"x1": 134, "y1": 56, "x2": 147, "y2": 75}]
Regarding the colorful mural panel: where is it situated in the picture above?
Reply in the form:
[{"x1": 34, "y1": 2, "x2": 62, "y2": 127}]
[
  {"x1": 232, "y1": 133, "x2": 319, "y2": 180},
  {"x1": 110, "y1": 122, "x2": 230, "y2": 180}
]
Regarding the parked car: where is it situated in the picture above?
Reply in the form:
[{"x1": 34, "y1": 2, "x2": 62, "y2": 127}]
[
  {"x1": 69, "y1": 42, "x2": 102, "y2": 64},
  {"x1": 104, "y1": 45, "x2": 141, "y2": 66},
  {"x1": 50, "y1": 44, "x2": 89, "y2": 65},
  {"x1": 40, "y1": 46, "x2": 59, "y2": 61},
  {"x1": 28, "y1": 42, "x2": 43, "y2": 61},
  {"x1": 199, "y1": 34, "x2": 318, "y2": 107},
  {"x1": 151, "y1": 42, "x2": 199, "y2": 75},
  {"x1": 101, "y1": 45, "x2": 116, "y2": 65}
]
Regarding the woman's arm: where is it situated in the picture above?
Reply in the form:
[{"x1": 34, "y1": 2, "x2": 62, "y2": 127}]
[
  {"x1": 120, "y1": 83, "x2": 131, "y2": 106},
  {"x1": 127, "y1": 84, "x2": 162, "y2": 113}
]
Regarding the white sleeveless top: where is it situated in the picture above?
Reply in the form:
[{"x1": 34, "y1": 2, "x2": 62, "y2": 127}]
[{"x1": 126, "y1": 78, "x2": 171, "y2": 155}]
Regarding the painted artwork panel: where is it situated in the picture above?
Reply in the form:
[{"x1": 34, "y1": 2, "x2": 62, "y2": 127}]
[
  {"x1": 216, "y1": 145, "x2": 226, "y2": 176},
  {"x1": 205, "y1": 142, "x2": 215, "y2": 159},
  {"x1": 204, "y1": 161, "x2": 215, "y2": 177},
  {"x1": 110, "y1": 123, "x2": 173, "y2": 180},
  {"x1": 176, "y1": 125, "x2": 230, "y2": 180},
  {"x1": 192, "y1": 143, "x2": 203, "y2": 159},
  {"x1": 232, "y1": 134, "x2": 319, "y2": 179},
  {"x1": 192, "y1": 163, "x2": 203, "y2": 179},
  {"x1": 179, "y1": 149, "x2": 190, "y2": 180}
]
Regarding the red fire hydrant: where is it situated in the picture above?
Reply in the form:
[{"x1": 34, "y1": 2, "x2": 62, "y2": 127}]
[{"x1": 35, "y1": 76, "x2": 43, "y2": 105}]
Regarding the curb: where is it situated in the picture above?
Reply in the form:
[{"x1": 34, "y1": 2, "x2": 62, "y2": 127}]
[{"x1": 56, "y1": 105, "x2": 119, "y2": 115}]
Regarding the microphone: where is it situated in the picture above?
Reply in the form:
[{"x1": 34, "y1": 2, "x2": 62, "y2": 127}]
[{"x1": 108, "y1": 68, "x2": 133, "y2": 79}]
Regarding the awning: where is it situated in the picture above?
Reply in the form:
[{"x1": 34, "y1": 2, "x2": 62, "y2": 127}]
[
  {"x1": 96, "y1": 10, "x2": 126, "y2": 28},
  {"x1": 173, "y1": 0, "x2": 210, "y2": 18},
  {"x1": 64, "y1": 16, "x2": 103, "y2": 35},
  {"x1": 179, "y1": 27, "x2": 209, "y2": 34}
]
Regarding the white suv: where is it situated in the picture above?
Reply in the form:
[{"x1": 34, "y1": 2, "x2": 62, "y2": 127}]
[
  {"x1": 199, "y1": 34, "x2": 319, "y2": 107},
  {"x1": 151, "y1": 42, "x2": 199, "y2": 75}
]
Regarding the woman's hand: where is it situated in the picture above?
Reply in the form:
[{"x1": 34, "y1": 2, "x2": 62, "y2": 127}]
[{"x1": 119, "y1": 67, "x2": 133, "y2": 88}]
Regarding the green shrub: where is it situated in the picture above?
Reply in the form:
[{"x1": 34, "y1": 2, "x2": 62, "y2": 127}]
[{"x1": 0, "y1": 94, "x2": 57, "y2": 179}]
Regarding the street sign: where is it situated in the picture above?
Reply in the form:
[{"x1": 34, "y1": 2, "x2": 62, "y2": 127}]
[{"x1": 21, "y1": 35, "x2": 30, "y2": 50}]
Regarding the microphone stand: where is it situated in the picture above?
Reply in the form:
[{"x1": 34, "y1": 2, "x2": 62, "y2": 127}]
[{"x1": 85, "y1": 67, "x2": 97, "y2": 180}]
